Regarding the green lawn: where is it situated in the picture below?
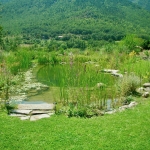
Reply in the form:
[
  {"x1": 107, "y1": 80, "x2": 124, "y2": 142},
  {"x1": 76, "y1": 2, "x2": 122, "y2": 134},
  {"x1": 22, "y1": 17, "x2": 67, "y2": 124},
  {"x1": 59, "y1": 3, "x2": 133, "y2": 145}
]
[{"x1": 0, "y1": 98, "x2": 150, "y2": 150}]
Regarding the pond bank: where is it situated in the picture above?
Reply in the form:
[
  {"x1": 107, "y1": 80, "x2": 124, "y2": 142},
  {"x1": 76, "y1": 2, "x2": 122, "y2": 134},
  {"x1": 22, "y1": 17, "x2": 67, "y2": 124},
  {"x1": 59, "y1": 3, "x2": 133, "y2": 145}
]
[{"x1": 8, "y1": 64, "x2": 56, "y2": 121}]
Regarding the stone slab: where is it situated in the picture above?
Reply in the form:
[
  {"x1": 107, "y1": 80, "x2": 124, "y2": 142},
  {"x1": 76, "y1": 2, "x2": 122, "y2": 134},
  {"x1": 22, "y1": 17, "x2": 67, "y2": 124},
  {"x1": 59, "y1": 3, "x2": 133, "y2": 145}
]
[
  {"x1": 143, "y1": 83, "x2": 150, "y2": 88},
  {"x1": 111, "y1": 73, "x2": 123, "y2": 78},
  {"x1": 14, "y1": 101, "x2": 48, "y2": 105},
  {"x1": 102, "y1": 69, "x2": 119, "y2": 73},
  {"x1": 9, "y1": 114, "x2": 26, "y2": 117},
  {"x1": 128, "y1": 101, "x2": 138, "y2": 108},
  {"x1": 30, "y1": 110, "x2": 51, "y2": 115},
  {"x1": 10, "y1": 110, "x2": 32, "y2": 115},
  {"x1": 145, "y1": 87, "x2": 150, "y2": 92},
  {"x1": 17, "y1": 104, "x2": 55, "y2": 110},
  {"x1": 30, "y1": 114, "x2": 50, "y2": 121},
  {"x1": 20, "y1": 116, "x2": 30, "y2": 120}
]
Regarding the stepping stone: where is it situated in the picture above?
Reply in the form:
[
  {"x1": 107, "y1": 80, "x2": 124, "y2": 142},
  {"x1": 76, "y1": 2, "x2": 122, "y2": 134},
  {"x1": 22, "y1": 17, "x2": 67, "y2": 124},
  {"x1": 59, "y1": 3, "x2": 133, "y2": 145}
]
[
  {"x1": 17, "y1": 104, "x2": 55, "y2": 110},
  {"x1": 30, "y1": 110, "x2": 51, "y2": 115},
  {"x1": 30, "y1": 114, "x2": 50, "y2": 121},
  {"x1": 9, "y1": 114, "x2": 26, "y2": 117},
  {"x1": 20, "y1": 116, "x2": 30, "y2": 120},
  {"x1": 111, "y1": 72, "x2": 123, "y2": 78},
  {"x1": 48, "y1": 112, "x2": 55, "y2": 116},
  {"x1": 10, "y1": 110, "x2": 32, "y2": 115},
  {"x1": 128, "y1": 101, "x2": 138, "y2": 108},
  {"x1": 102, "y1": 69, "x2": 119, "y2": 73},
  {"x1": 143, "y1": 83, "x2": 150, "y2": 88},
  {"x1": 142, "y1": 92, "x2": 149, "y2": 98},
  {"x1": 145, "y1": 87, "x2": 150, "y2": 92},
  {"x1": 105, "y1": 109, "x2": 116, "y2": 114}
]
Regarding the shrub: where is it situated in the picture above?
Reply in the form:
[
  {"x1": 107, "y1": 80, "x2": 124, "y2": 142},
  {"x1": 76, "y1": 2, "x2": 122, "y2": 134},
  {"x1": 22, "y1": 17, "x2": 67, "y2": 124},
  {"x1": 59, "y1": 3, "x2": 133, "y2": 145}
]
[
  {"x1": 117, "y1": 73, "x2": 141, "y2": 97},
  {"x1": 38, "y1": 55, "x2": 50, "y2": 65}
]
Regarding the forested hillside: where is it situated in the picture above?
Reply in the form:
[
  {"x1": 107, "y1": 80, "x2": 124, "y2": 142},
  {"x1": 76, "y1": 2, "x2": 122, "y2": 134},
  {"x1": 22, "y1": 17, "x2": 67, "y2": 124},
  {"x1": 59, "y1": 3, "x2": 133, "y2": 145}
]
[
  {"x1": 1, "y1": 0, "x2": 150, "y2": 42},
  {"x1": 129, "y1": 0, "x2": 150, "y2": 11}
]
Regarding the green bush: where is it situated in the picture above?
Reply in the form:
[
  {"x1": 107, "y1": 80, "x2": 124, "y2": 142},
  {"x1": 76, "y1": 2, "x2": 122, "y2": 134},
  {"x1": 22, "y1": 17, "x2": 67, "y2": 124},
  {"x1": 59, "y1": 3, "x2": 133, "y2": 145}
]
[
  {"x1": 117, "y1": 73, "x2": 141, "y2": 97},
  {"x1": 119, "y1": 35, "x2": 144, "y2": 53},
  {"x1": 38, "y1": 55, "x2": 50, "y2": 65}
]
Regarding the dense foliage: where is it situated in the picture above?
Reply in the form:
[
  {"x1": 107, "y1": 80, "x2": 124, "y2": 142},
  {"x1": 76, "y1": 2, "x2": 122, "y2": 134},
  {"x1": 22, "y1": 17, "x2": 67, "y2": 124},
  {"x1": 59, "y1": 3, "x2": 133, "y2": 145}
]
[
  {"x1": 0, "y1": 26, "x2": 2, "y2": 45},
  {"x1": 1, "y1": 0, "x2": 150, "y2": 43},
  {"x1": 129, "y1": 0, "x2": 150, "y2": 11}
]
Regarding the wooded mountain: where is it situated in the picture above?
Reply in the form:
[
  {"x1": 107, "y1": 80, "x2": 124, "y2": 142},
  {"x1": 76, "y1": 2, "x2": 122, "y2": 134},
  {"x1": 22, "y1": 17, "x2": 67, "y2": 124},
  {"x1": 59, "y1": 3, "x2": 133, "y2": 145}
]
[
  {"x1": 129, "y1": 0, "x2": 150, "y2": 11},
  {"x1": 1, "y1": 0, "x2": 150, "y2": 41}
]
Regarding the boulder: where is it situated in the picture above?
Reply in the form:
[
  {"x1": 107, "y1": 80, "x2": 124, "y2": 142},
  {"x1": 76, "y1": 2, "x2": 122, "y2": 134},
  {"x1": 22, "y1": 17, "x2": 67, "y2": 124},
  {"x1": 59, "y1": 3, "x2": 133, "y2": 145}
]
[
  {"x1": 142, "y1": 92, "x2": 149, "y2": 98},
  {"x1": 119, "y1": 105, "x2": 129, "y2": 111},
  {"x1": 128, "y1": 101, "x2": 138, "y2": 108},
  {"x1": 143, "y1": 83, "x2": 150, "y2": 88},
  {"x1": 137, "y1": 87, "x2": 144, "y2": 93},
  {"x1": 144, "y1": 87, "x2": 150, "y2": 92}
]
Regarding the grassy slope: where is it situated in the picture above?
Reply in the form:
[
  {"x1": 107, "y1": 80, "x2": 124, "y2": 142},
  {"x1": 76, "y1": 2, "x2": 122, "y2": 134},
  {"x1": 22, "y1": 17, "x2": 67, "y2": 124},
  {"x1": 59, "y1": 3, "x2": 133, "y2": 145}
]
[{"x1": 0, "y1": 98, "x2": 150, "y2": 150}]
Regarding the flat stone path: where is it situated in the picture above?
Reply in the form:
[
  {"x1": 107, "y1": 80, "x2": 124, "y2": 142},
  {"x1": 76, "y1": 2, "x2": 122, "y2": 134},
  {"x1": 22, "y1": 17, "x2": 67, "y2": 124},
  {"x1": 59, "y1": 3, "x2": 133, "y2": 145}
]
[
  {"x1": 17, "y1": 104, "x2": 55, "y2": 110},
  {"x1": 10, "y1": 101, "x2": 55, "y2": 121}
]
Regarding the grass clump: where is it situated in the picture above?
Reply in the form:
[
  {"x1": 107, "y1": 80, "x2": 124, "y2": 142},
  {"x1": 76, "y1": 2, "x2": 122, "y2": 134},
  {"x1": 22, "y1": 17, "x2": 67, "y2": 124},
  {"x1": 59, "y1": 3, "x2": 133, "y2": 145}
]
[{"x1": 117, "y1": 73, "x2": 141, "y2": 97}]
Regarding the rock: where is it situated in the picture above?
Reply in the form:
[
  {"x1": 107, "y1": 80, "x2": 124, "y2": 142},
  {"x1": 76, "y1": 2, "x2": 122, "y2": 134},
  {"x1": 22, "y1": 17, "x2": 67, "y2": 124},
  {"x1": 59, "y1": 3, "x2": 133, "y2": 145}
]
[
  {"x1": 111, "y1": 72, "x2": 123, "y2": 78},
  {"x1": 9, "y1": 95, "x2": 27, "y2": 101},
  {"x1": 48, "y1": 112, "x2": 55, "y2": 116},
  {"x1": 143, "y1": 83, "x2": 150, "y2": 88},
  {"x1": 95, "y1": 64, "x2": 99, "y2": 67},
  {"x1": 9, "y1": 114, "x2": 26, "y2": 117},
  {"x1": 128, "y1": 101, "x2": 138, "y2": 108},
  {"x1": 96, "y1": 82, "x2": 105, "y2": 88},
  {"x1": 144, "y1": 87, "x2": 150, "y2": 92},
  {"x1": 20, "y1": 116, "x2": 30, "y2": 120},
  {"x1": 30, "y1": 110, "x2": 52, "y2": 115},
  {"x1": 137, "y1": 87, "x2": 144, "y2": 93},
  {"x1": 119, "y1": 105, "x2": 129, "y2": 111},
  {"x1": 102, "y1": 69, "x2": 119, "y2": 73},
  {"x1": 60, "y1": 62, "x2": 67, "y2": 65},
  {"x1": 142, "y1": 92, "x2": 149, "y2": 98},
  {"x1": 17, "y1": 104, "x2": 55, "y2": 110},
  {"x1": 85, "y1": 61, "x2": 96, "y2": 64},
  {"x1": 105, "y1": 109, "x2": 117, "y2": 114},
  {"x1": 30, "y1": 114, "x2": 50, "y2": 121},
  {"x1": 101, "y1": 69, "x2": 123, "y2": 77},
  {"x1": 10, "y1": 109, "x2": 32, "y2": 115}
]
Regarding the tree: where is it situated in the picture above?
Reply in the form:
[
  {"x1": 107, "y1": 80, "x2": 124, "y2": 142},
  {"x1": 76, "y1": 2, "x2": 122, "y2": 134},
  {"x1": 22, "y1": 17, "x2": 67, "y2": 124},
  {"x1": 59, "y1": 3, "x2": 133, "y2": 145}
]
[
  {"x1": 0, "y1": 26, "x2": 3, "y2": 47},
  {"x1": 0, "y1": 3, "x2": 3, "y2": 48}
]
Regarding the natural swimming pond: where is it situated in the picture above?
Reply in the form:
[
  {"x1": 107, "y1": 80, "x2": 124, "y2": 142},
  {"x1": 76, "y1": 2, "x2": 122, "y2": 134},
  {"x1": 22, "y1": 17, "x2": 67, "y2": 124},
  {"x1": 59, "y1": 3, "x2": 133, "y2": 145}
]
[
  {"x1": 36, "y1": 64, "x2": 116, "y2": 87},
  {"x1": 30, "y1": 64, "x2": 119, "y2": 111}
]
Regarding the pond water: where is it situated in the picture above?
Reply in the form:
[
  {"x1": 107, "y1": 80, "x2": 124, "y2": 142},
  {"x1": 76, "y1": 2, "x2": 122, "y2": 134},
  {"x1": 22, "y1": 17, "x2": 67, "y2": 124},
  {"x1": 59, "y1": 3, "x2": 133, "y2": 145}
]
[
  {"x1": 28, "y1": 87, "x2": 59, "y2": 103},
  {"x1": 27, "y1": 64, "x2": 117, "y2": 111},
  {"x1": 36, "y1": 64, "x2": 116, "y2": 87}
]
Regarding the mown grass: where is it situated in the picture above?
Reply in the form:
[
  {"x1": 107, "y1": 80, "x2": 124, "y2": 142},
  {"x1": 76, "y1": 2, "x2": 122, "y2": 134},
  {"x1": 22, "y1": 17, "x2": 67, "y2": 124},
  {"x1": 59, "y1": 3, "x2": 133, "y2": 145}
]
[{"x1": 0, "y1": 98, "x2": 150, "y2": 150}]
